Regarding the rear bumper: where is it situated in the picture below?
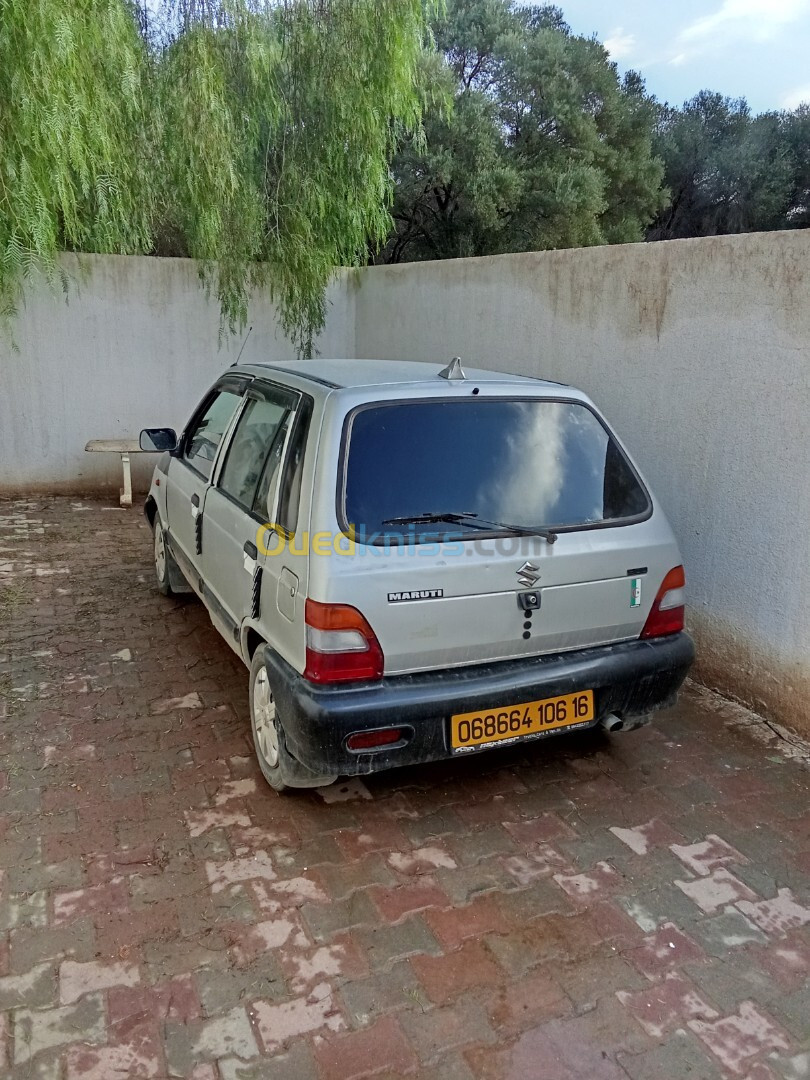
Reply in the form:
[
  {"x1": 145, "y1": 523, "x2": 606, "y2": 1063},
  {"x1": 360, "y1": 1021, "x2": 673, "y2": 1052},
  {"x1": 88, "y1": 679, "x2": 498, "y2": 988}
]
[{"x1": 264, "y1": 632, "x2": 695, "y2": 777}]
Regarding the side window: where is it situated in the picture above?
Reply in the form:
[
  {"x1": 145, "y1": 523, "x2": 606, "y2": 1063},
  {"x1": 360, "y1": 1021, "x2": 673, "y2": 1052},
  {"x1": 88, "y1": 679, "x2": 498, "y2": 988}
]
[
  {"x1": 219, "y1": 397, "x2": 290, "y2": 511},
  {"x1": 184, "y1": 390, "x2": 242, "y2": 480},
  {"x1": 276, "y1": 398, "x2": 313, "y2": 534},
  {"x1": 253, "y1": 412, "x2": 294, "y2": 523}
]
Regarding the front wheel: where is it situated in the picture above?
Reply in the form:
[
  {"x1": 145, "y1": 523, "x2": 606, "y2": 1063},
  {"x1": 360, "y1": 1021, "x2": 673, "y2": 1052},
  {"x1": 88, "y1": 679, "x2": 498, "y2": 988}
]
[
  {"x1": 153, "y1": 515, "x2": 173, "y2": 596},
  {"x1": 249, "y1": 647, "x2": 337, "y2": 793}
]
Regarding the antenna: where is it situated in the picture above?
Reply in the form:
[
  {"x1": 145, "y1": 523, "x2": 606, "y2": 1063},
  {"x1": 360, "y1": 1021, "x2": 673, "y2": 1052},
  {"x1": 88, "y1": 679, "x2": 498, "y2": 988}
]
[
  {"x1": 438, "y1": 356, "x2": 466, "y2": 381},
  {"x1": 232, "y1": 325, "x2": 253, "y2": 367}
]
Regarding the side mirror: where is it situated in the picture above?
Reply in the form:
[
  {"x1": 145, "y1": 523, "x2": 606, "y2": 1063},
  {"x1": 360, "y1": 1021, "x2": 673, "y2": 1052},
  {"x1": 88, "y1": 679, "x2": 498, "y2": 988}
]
[{"x1": 139, "y1": 427, "x2": 178, "y2": 452}]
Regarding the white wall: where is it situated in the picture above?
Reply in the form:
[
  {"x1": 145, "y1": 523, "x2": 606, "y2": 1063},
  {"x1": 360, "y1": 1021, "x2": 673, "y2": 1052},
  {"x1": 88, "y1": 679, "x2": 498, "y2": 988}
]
[
  {"x1": 1, "y1": 236, "x2": 808, "y2": 732},
  {"x1": 0, "y1": 254, "x2": 354, "y2": 494},
  {"x1": 352, "y1": 232, "x2": 810, "y2": 732}
]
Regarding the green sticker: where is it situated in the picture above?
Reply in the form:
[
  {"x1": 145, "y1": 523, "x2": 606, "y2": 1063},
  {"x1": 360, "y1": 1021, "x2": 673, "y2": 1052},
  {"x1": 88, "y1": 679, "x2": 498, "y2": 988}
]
[{"x1": 630, "y1": 578, "x2": 642, "y2": 607}]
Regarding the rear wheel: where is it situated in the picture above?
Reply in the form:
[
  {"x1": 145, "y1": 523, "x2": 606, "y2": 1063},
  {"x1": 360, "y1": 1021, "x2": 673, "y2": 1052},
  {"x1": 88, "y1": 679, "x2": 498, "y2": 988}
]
[{"x1": 249, "y1": 647, "x2": 337, "y2": 793}]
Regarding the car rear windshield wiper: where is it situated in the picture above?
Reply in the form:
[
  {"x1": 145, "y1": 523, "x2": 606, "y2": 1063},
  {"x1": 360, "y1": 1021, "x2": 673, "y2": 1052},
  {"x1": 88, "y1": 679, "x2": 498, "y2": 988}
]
[
  {"x1": 381, "y1": 512, "x2": 487, "y2": 530},
  {"x1": 381, "y1": 511, "x2": 557, "y2": 544},
  {"x1": 463, "y1": 513, "x2": 558, "y2": 544}
]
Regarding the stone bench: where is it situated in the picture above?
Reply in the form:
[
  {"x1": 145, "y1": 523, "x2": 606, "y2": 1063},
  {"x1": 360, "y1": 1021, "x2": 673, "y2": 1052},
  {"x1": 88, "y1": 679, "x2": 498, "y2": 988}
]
[{"x1": 84, "y1": 439, "x2": 143, "y2": 508}]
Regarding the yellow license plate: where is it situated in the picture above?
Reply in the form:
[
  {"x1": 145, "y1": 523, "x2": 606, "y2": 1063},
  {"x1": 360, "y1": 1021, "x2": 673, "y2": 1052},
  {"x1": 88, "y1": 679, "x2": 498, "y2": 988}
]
[{"x1": 450, "y1": 689, "x2": 595, "y2": 753}]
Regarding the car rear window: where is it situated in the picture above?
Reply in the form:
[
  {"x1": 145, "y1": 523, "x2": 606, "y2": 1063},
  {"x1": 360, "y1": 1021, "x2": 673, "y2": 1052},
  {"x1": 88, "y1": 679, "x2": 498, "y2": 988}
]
[{"x1": 341, "y1": 399, "x2": 651, "y2": 542}]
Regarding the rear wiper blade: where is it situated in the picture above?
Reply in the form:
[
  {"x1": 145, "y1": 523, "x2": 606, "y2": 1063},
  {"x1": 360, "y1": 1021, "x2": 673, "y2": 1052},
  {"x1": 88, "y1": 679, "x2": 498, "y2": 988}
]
[
  {"x1": 381, "y1": 511, "x2": 486, "y2": 529},
  {"x1": 381, "y1": 511, "x2": 557, "y2": 544},
  {"x1": 467, "y1": 514, "x2": 558, "y2": 545}
]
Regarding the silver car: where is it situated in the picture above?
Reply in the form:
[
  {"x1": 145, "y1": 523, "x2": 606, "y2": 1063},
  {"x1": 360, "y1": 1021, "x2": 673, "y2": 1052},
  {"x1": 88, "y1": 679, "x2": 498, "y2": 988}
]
[{"x1": 142, "y1": 358, "x2": 694, "y2": 792}]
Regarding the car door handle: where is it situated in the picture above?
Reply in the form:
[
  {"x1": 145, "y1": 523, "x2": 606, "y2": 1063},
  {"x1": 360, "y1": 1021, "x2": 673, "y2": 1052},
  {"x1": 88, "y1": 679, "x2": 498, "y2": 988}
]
[
  {"x1": 243, "y1": 541, "x2": 258, "y2": 560},
  {"x1": 191, "y1": 493, "x2": 200, "y2": 508}
]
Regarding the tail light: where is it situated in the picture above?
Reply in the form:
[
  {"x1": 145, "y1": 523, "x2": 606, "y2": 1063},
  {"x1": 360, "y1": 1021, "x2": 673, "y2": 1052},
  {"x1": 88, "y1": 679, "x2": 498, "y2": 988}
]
[
  {"x1": 304, "y1": 599, "x2": 384, "y2": 683},
  {"x1": 641, "y1": 565, "x2": 686, "y2": 639}
]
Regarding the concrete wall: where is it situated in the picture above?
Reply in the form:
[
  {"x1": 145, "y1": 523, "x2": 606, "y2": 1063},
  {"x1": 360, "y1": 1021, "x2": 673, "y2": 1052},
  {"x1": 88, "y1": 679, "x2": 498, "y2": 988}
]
[
  {"x1": 2, "y1": 235, "x2": 808, "y2": 733},
  {"x1": 0, "y1": 254, "x2": 354, "y2": 495},
  {"x1": 352, "y1": 232, "x2": 810, "y2": 734}
]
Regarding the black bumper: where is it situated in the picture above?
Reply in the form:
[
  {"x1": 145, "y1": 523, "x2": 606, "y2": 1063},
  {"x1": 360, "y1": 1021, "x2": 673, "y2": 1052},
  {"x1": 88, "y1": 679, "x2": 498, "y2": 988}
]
[{"x1": 264, "y1": 633, "x2": 695, "y2": 777}]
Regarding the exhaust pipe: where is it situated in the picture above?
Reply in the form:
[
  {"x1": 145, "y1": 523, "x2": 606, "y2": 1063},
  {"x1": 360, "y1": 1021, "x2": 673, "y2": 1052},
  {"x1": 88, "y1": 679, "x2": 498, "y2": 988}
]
[{"x1": 600, "y1": 713, "x2": 625, "y2": 733}]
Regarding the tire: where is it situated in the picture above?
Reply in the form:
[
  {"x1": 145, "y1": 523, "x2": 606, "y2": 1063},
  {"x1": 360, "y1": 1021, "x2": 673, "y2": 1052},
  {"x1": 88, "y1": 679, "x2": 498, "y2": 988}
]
[
  {"x1": 249, "y1": 647, "x2": 337, "y2": 793},
  {"x1": 152, "y1": 514, "x2": 174, "y2": 597}
]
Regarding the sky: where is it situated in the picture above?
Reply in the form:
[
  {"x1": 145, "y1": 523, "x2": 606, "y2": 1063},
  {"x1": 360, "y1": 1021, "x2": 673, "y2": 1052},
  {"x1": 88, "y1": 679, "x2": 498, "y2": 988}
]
[{"x1": 553, "y1": 0, "x2": 810, "y2": 113}]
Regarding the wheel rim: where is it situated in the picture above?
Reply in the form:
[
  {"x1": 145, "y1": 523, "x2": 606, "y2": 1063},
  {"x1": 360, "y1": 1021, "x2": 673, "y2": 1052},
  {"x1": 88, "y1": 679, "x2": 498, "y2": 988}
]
[
  {"x1": 253, "y1": 667, "x2": 279, "y2": 768},
  {"x1": 154, "y1": 525, "x2": 167, "y2": 582}
]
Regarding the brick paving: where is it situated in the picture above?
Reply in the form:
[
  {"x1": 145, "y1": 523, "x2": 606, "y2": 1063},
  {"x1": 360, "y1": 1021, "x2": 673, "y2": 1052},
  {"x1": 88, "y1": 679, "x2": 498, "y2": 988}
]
[{"x1": 0, "y1": 495, "x2": 808, "y2": 1079}]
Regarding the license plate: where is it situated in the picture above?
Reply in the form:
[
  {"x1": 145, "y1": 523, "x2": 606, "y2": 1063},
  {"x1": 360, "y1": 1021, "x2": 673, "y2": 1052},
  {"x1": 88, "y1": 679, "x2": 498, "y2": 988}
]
[{"x1": 450, "y1": 689, "x2": 595, "y2": 753}]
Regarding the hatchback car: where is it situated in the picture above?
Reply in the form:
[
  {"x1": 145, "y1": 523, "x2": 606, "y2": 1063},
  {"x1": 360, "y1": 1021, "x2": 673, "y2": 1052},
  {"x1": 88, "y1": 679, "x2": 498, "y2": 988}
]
[{"x1": 141, "y1": 358, "x2": 694, "y2": 792}]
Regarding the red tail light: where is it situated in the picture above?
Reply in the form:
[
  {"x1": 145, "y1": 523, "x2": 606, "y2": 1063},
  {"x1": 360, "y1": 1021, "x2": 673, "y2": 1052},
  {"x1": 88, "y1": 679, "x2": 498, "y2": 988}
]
[
  {"x1": 641, "y1": 565, "x2": 686, "y2": 639},
  {"x1": 304, "y1": 599, "x2": 384, "y2": 683}
]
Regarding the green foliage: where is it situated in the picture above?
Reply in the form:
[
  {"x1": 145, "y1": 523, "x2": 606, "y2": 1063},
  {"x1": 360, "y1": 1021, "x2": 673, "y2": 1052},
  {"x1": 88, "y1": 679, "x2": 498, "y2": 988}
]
[
  {"x1": 380, "y1": 0, "x2": 666, "y2": 263},
  {"x1": 650, "y1": 91, "x2": 808, "y2": 240},
  {"x1": 0, "y1": 0, "x2": 153, "y2": 319},
  {"x1": 0, "y1": 0, "x2": 428, "y2": 350}
]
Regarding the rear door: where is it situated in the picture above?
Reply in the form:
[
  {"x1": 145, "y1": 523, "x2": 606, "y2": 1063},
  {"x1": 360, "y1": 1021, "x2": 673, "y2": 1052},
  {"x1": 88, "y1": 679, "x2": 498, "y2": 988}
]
[
  {"x1": 332, "y1": 395, "x2": 679, "y2": 674},
  {"x1": 202, "y1": 383, "x2": 300, "y2": 642}
]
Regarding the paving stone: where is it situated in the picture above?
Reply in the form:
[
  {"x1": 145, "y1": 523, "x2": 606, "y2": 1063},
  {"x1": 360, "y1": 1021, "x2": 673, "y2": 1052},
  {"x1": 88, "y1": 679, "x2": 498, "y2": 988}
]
[
  {"x1": 767, "y1": 983, "x2": 810, "y2": 1042},
  {"x1": 615, "y1": 881, "x2": 705, "y2": 932},
  {"x1": 313, "y1": 1015, "x2": 417, "y2": 1078},
  {"x1": 685, "y1": 955, "x2": 782, "y2": 1013},
  {"x1": 411, "y1": 940, "x2": 504, "y2": 1004},
  {"x1": 0, "y1": 962, "x2": 57, "y2": 1010},
  {"x1": 59, "y1": 958, "x2": 139, "y2": 1004},
  {"x1": 738, "y1": 890, "x2": 810, "y2": 936},
  {"x1": 165, "y1": 1005, "x2": 260, "y2": 1074},
  {"x1": 400, "y1": 809, "x2": 467, "y2": 845},
  {"x1": 338, "y1": 961, "x2": 424, "y2": 1025},
  {"x1": 770, "y1": 1051, "x2": 810, "y2": 1080},
  {"x1": 423, "y1": 893, "x2": 513, "y2": 949},
  {"x1": 402, "y1": 998, "x2": 498, "y2": 1062},
  {"x1": 318, "y1": 854, "x2": 397, "y2": 900},
  {"x1": 251, "y1": 983, "x2": 345, "y2": 1052},
  {"x1": 690, "y1": 909, "x2": 769, "y2": 957},
  {"x1": 13, "y1": 992, "x2": 105, "y2": 1064},
  {"x1": 435, "y1": 859, "x2": 516, "y2": 904},
  {"x1": 618, "y1": 1030, "x2": 724, "y2": 1080},
  {"x1": 675, "y1": 869, "x2": 759, "y2": 915},
  {"x1": 467, "y1": 1015, "x2": 629, "y2": 1079},
  {"x1": 302, "y1": 889, "x2": 380, "y2": 941},
  {"x1": 218, "y1": 1041, "x2": 319, "y2": 1080},
  {"x1": 487, "y1": 968, "x2": 572, "y2": 1032},
  {"x1": 688, "y1": 1001, "x2": 791, "y2": 1076},
  {"x1": 0, "y1": 890, "x2": 47, "y2": 932},
  {"x1": 196, "y1": 956, "x2": 285, "y2": 1015},
  {"x1": 445, "y1": 826, "x2": 518, "y2": 866},
  {"x1": 6, "y1": 859, "x2": 84, "y2": 894},
  {"x1": 556, "y1": 953, "x2": 646, "y2": 1010},
  {"x1": 355, "y1": 915, "x2": 442, "y2": 970}
]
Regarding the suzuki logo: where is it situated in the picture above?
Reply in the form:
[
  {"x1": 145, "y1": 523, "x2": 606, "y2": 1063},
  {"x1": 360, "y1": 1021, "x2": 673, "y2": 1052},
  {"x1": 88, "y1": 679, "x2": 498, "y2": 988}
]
[{"x1": 516, "y1": 561, "x2": 540, "y2": 588}]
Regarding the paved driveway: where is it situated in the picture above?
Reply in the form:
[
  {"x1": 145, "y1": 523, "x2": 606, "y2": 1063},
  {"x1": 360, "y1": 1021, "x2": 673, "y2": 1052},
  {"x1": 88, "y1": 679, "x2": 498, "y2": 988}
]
[{"x1": 0, "y1": 497, "x2": 808, "y2": 1079}]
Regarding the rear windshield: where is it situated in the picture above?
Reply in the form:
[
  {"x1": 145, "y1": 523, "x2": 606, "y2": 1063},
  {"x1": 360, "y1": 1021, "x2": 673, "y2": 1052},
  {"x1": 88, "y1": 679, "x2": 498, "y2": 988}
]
[{"x1": 341, "y1": 399, "x2": 651, "y2": 542}]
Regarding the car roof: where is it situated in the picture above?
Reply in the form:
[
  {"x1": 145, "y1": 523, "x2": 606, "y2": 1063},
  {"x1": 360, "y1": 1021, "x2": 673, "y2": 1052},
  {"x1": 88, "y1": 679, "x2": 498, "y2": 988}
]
[{"x1": 238, "y1": 358, "x2": 568, "y2": 393}]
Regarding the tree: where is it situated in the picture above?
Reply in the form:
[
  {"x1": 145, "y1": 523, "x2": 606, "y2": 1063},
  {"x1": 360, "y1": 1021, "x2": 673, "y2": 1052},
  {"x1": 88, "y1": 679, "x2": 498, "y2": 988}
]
[
  {"x1": 0, "y1": 0, "x2": 428, "y2": 350},
  {"x1": 648, "y1": 92, "x2": 796, "y2": 240},
  {"x1": 783, "y1": 106, "x2": 810, "y2": 229},
  {"x1": 379, "y1": 1, "x2": 666, "y2": 263}
]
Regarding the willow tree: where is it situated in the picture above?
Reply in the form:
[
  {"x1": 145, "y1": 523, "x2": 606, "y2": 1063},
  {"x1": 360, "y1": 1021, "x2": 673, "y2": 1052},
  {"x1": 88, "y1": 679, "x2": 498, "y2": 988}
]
[{"x1": 0, "y1": 0, "x2": 428, "y2": 350}]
